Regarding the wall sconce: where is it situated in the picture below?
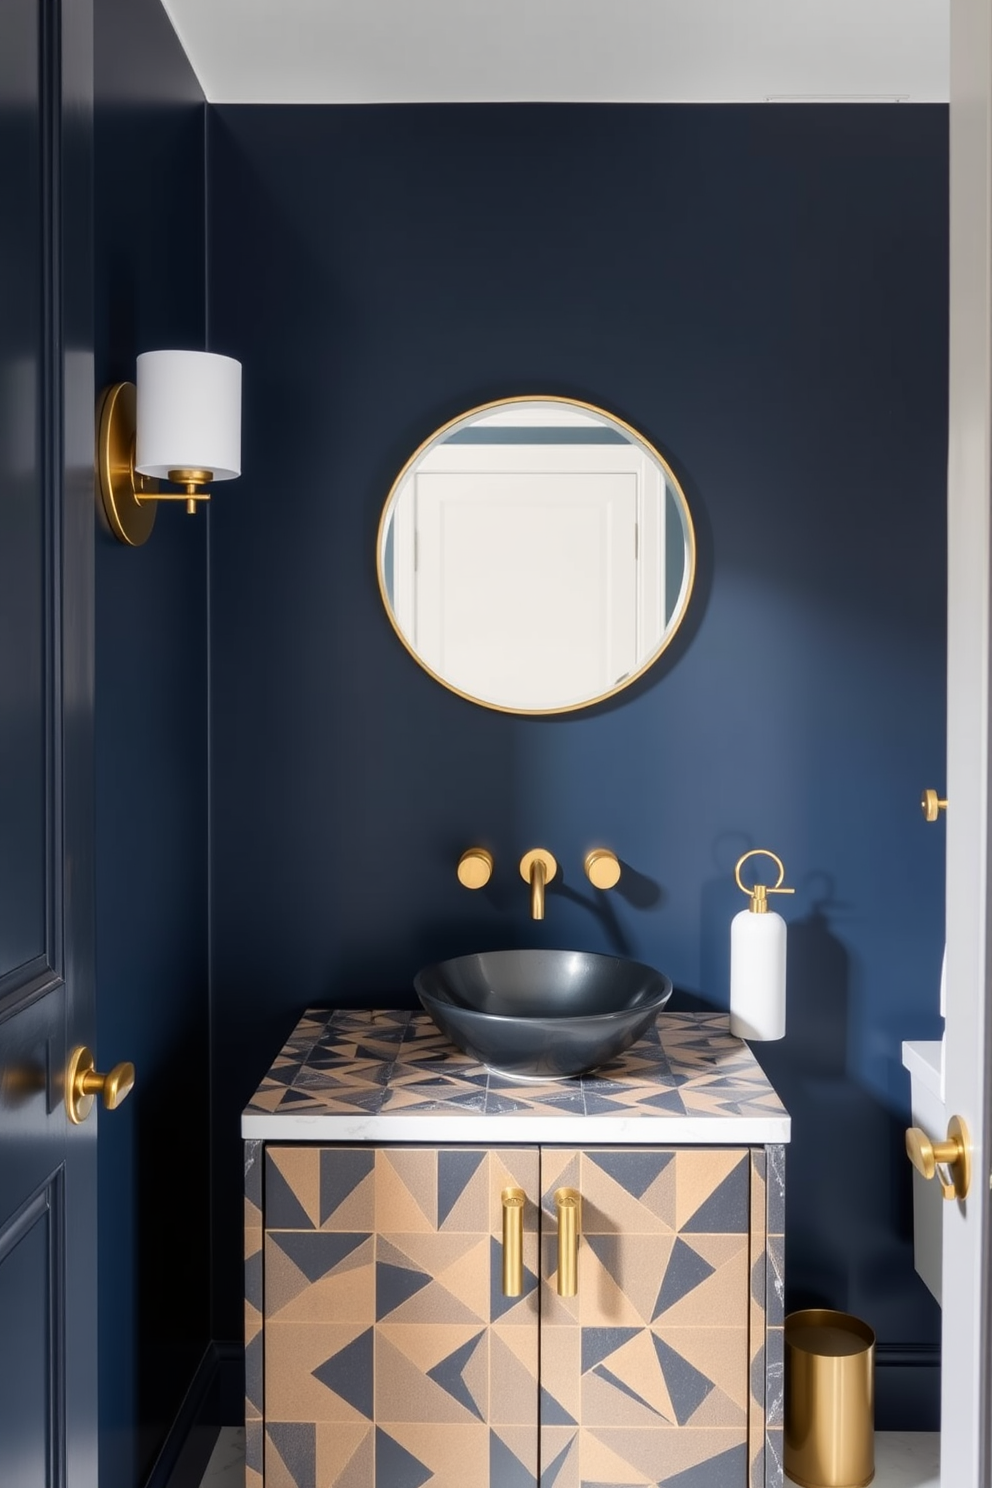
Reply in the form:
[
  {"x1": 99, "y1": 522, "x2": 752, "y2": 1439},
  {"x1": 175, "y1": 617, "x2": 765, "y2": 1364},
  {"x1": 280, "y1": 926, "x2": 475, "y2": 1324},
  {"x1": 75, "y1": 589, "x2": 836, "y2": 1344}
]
[{"x1": 97, "y1": 350, "x2": 241, "y2": 546}]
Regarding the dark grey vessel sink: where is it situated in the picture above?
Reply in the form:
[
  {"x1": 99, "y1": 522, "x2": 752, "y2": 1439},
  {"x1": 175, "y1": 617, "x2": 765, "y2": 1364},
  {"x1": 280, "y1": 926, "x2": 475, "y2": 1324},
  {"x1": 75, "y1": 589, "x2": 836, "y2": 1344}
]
[{"x1": 414, "y1": 948, "x2": 673, "y2": 1080}]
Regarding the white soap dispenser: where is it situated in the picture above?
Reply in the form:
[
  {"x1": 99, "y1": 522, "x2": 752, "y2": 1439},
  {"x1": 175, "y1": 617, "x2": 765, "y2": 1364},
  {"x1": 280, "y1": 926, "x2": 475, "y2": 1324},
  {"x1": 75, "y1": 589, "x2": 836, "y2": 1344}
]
[{"x1": 730, "y1": 849, "x2": 795, "y2": 1041}]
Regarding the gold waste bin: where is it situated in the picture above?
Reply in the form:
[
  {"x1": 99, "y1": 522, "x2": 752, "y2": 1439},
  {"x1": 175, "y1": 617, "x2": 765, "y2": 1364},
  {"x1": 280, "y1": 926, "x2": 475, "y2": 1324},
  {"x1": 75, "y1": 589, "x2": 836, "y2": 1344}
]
[{"x1": 785, "y1": 1309, "x2": 875, "y2": 1488}]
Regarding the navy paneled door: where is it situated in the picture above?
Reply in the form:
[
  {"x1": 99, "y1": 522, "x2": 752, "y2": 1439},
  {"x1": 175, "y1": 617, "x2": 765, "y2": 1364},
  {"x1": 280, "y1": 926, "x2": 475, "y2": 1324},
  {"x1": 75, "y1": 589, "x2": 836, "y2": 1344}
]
[{"x1": 0, "y1": 1, "x2": 96, "y2": 1486}]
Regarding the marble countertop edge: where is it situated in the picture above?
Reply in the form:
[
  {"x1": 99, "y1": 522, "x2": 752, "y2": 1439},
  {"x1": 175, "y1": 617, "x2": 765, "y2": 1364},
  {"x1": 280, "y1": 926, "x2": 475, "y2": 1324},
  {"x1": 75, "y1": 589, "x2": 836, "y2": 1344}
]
[{"x1": 241, "y1": 1110, "x2": 791, "y2": 1143}]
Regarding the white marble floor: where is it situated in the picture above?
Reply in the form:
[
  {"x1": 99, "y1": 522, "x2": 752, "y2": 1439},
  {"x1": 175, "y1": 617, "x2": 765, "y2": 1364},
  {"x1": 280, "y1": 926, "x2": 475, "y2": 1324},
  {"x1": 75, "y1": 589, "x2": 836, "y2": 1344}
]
[
  {"x1": 198, "y1": 1427, "x2": 245, "y2": 1487},
  {"x1": 198, "y1": 1427, "x2": 940, "y2": 1487},
  {"x1": 871, "y1": 1433, "x2": 940, "y2": 1488}
]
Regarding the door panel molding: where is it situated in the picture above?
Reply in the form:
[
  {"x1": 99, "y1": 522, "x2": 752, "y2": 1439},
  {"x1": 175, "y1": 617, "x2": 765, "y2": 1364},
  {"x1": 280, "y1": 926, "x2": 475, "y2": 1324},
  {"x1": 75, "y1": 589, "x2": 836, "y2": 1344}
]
[
  {"x1": 0, "y1": 0, "x2": 64, "y2": 1008},
  {"x1": 0, "y1": 1168, "x2": 67, "y2": 1488}
]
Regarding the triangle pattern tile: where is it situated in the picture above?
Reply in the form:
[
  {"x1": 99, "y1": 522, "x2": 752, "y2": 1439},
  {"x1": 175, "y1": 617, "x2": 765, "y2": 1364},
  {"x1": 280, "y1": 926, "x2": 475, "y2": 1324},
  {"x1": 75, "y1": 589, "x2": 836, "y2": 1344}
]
[
  {"x1": 437, "y1": 1149, "x2": 487, "y2": 1228},
  {"x1": 664, "y1": 1441, "x2": 748, "y2": 1487},
  {"x1": 585, "y1": 1235, "x2": 674, "y2": 1324},
  {"x1": 374, "y1": 1428, "x2": 432, "y2": 1488},
  {"x1": 267, "y1": 1422, "x2": 316, "y2": 1488},
  {"x1": 312, "y1": 1327, "x2": 374, "y2": 1419},
  {"x1": 540, "y1": 1430, "x2": 579, "y2": 1488},
  {"x1": 540, "y1": 1383, "x2": 578, "y2": 1426},
  {"x1": 265, "y1": 1154, "x2": 316, "y2": 1230},
  {"x1": 684, "y1": 1382, "x2": 747, "y2": 1428},
  {"x1": 590, "y1": 1363, "x2": 664, "y2": 1422},
  {"x1": 380, "y1": 1276, "x2": 486, "y2": 1326},
  {"x1": 377, "y1": 1149, "x2": 437, "y2": 1231},
  {"x1": 377, "y1": 1424, "x2": 489, "y2": 1488},
  {"x1": 490, "y1": 1235, "x2": 538, "y2": 1321},
  {"x1": 320, "y1": 1150, "x2": 375, "y2": 1226},
  {"x1": 587, "y1": 1150, "x2": 674, "y2": 1200},
  {"x1": 578, "y1": 1430, "x2": 654, "y2": 1486},
  {"x1": 324, "y1": 1426, "x2": 373, "y2": 1488},
  {"x1": 267, "y1": 1061, "x2": 303, "y2": 1087},
  {"x1": 653, "y1": 1238, "x2": 716, "y2": 1318},
  {"x1": 490, "y1": 1329, "x2": 539, "y2": 1427},
  {"x1": 426, "y1": 1330, "x2": 487, "y2": 1420},
  {"x1": 279, "y1": 1089, "x2": 329, "y2": 1108},
  {"x1": 581, "y1": 1327, "x2": 642, "y2": 1375},
  {"x1": 665, "y1": 1317, "x2": 748, "y2": 1407},
  {"x1": 578, "y1": 1161, "x2": 671, "y2": 1237},
  {"x1": 271, "y1": 1230, "x2": 370, "y2": 1284},
  {"x1": 650, "y1": 1335, "x2": 714, "y2": 1426},
  {"x1": 594, "y1": 1329, "x2": 673, "y2": 1421},
  {"x1": 676, "y1": 1151, "x2": 748, "y2": 1233},
  {"x1": 376, "y1": 1260, "x2": 431, "y2": 1320},
  {"x1": 375, "y1": 1333, "x2": 484, "y2": 1425},
  {"x1": 489, "y1": 1428, "x2": 535, "y2": 1488}
]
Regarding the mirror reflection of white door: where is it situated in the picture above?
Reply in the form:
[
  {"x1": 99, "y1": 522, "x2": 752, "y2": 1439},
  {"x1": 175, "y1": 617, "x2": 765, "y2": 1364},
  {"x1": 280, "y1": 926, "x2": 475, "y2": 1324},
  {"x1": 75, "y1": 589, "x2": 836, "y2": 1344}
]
[
  {"x1": 392, "y1": 443, "x2": 666, "y2": 710},
  {"x1": 941, "y1": 0, "x2": 991, "y2": 1479}
]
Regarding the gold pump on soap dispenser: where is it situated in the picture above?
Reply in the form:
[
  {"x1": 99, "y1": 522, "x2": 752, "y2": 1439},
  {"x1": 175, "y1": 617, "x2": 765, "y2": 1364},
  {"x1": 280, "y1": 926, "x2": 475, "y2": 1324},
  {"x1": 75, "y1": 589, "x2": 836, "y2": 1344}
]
[{"x1": 730, "y1": 849, "x2": 794, "y2": 1041}]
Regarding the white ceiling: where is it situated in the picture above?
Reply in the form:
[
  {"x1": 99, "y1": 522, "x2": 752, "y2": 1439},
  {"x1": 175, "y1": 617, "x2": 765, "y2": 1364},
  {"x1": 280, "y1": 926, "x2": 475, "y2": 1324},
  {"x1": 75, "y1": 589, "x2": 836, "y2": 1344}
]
[{"x1": 159, "y1": 0, "x2": 949, "y2": 106}]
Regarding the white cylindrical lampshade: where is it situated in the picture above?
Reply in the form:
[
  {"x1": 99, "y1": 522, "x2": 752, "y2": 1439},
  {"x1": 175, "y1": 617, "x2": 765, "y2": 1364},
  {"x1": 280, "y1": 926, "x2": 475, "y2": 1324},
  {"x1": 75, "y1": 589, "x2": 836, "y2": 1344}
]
[{"x1": 135, "y1": 350, "x2": 241, "y2": 481}]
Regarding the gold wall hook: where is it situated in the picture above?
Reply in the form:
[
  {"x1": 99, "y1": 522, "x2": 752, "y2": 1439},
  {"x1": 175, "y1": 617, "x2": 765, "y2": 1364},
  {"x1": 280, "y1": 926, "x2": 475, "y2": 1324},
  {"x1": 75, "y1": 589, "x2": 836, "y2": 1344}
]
[
  {"x1": 906, "y1": 1114, "x2": 971, "y2": 1200},
  {"x1": 584, "y1": 848, "x2": 621, "y2": 890},
  {"x1": 65, "y1": 1045, "x2": 136, "y2": 1125},
  {"x1": 519, "y1": 848, "x2": 557, "y2": 920},
  {"x1": 501, "y1": 1188, "x2": 525, "y2": 1296},
  {"x1": 457, "y1": 847, "x2": 494, "y2": 889},
  {"x1": 555, "y1": 1188, "x2": 581, "y2": 1297},
  {"x1": 921, "y1": 788, "x2": 948, "y2": 822}
]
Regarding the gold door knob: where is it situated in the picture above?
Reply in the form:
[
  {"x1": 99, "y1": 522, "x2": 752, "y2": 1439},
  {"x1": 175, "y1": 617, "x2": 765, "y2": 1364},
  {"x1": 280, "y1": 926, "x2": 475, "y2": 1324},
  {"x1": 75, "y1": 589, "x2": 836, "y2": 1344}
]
[
  {"x1": 457, "y1": 847, "x2": 494, "y2": 889},
  {"x1": 501, "y1": 1187, "x2": 525, "y2": 1296},
  {"x1": 519, "y1": 848, "x2": 557, "y2": 920},
  {"x1": 584, "y1": 848, "x2": 621, "y2": 890},
  {"x1": 906, "y1": 1115, "x2": 971, "y2": 1200},
  {"x1": 65, "y1": 1045, "x2": 136, "y2": 1126},
  {"x1": 921, "y1": 788, "x2": 948, "y2": 823},
  {"x1": 555, "y1": 1187, "x2": 581, "y2": 1297}
]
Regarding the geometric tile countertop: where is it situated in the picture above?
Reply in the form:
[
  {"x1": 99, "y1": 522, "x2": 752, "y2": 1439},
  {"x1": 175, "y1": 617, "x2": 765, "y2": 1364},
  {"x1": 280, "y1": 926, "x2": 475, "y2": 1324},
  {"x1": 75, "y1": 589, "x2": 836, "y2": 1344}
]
[{"x1": 242, "y1": 1008, "x2": 790, "y2": 1145}]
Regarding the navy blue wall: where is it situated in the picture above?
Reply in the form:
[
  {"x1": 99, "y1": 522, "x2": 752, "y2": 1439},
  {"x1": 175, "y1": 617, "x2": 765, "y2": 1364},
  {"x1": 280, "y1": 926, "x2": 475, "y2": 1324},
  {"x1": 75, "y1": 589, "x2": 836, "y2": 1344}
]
[
  {"x1": 207, "y1": 104, "x2": 947, "y2": 1399},
  {"x1": 94, "y1": 2, "x2": 209, "y2": 1482}
]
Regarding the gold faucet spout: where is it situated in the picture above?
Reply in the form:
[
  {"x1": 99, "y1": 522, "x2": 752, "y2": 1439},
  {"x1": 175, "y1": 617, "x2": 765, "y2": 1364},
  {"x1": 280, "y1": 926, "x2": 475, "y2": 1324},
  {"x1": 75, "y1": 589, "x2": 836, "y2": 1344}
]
[
  {"x1": 519, "y1": 849, "x2": 558, "y2": 920},
  {"x1": 531, "y1": 859, "x2": 547, "y2": 920}
]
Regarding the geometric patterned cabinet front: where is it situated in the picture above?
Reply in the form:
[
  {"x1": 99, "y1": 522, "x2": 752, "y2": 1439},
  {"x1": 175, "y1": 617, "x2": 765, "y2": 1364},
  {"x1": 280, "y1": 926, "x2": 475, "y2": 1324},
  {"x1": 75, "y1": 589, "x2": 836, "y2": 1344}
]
[{"x1": 248, "y1": 1141, "x2": 784, "y2": 1488}]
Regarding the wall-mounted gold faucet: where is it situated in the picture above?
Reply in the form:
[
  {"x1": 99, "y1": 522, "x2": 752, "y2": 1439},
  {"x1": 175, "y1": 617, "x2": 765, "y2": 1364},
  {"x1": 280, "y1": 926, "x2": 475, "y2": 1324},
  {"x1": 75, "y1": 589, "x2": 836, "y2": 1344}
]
[
  {"x1": 519, "y1": 849, "x2": 557, "y2": 920},
  {"x1": 584, "y1": 848, "x2": 621, "y2": 889},
  {"x1": 457, "y1": 847, "x2": 494, "y2": 889}
]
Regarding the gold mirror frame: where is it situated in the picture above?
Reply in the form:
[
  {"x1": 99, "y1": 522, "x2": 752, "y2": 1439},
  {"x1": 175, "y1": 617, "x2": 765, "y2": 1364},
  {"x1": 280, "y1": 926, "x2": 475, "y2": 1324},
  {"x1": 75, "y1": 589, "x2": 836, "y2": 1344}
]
[{"x1": 376, "y1": 394, "x2": 697, "y2": 716}]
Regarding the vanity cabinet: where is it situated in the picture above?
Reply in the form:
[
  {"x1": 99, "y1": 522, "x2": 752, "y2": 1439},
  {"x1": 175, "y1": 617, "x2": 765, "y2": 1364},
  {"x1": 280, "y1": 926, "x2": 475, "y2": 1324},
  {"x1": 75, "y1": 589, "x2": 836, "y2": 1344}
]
[{"x1": 243, "y1": 1010, "x2": 788, "y2": 1488}]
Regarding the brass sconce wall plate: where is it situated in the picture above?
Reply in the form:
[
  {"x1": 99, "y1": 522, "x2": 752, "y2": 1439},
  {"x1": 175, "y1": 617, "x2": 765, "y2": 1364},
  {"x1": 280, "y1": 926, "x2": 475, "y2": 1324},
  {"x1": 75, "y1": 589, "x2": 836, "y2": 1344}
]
[{"x1": 98, "y1": 382, "x2": 159, "y2": 546}]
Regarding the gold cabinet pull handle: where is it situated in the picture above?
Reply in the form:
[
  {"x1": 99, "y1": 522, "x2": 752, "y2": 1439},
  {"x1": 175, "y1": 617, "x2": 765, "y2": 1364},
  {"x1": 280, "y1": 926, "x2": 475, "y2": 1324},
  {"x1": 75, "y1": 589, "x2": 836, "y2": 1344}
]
[
  {"x1": 906, "y1": 1115, "x2": 971, "y2": 1200},
  {"x1": 502, "y1": 1188, "x2": 525, "y2": 1296},
  {"x1": 65, "y1": 1045, "x2": 136, "y2": 1126},
  {"x1": 555, "y1": 1187, "x2": 581, "y2": 1297}
]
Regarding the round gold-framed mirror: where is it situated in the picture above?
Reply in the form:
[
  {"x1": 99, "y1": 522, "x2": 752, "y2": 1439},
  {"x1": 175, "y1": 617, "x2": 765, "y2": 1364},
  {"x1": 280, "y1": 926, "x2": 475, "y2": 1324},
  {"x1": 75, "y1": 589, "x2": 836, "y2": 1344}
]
[{"x1": 377, "y1": 395, "x2": 696, "y2": 715}]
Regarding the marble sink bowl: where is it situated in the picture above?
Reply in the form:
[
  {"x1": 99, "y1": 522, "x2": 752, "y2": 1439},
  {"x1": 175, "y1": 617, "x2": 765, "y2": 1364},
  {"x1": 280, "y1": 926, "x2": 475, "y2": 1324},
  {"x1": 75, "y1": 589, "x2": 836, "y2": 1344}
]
[{"x1": 414, "y1": 948, "x2": 673, "y2": 1080}]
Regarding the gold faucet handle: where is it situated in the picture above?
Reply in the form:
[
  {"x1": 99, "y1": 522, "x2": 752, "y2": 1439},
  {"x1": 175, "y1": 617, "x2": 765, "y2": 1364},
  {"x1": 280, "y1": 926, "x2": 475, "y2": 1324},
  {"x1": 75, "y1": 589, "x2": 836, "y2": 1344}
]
[
  {"x1": 921, "y1": 789, "x2": 948, "y2": 823},
  {"x1": 906, "y1": 1115, "x2": 971, "y2": 1200},
  {"x1": 519, "y1": 849, "x2": 557, "y2": 920},
  {"x1": 65, "y1": 1045, "x2": 136, "y2": 1125},
  {"x1": 457, "y1": 847, "x2": 494, "y2": 889},
  {"x1": 584, "y1": 849, "x2": 621, "y2": 890}
]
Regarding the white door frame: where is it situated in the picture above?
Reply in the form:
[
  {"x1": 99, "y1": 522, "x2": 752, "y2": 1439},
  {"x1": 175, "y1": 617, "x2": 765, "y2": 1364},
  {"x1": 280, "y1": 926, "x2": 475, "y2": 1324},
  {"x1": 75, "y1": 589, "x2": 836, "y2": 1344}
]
[{"x1": 942, "y1": 0, "x2": 992, "y2": 1480}]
